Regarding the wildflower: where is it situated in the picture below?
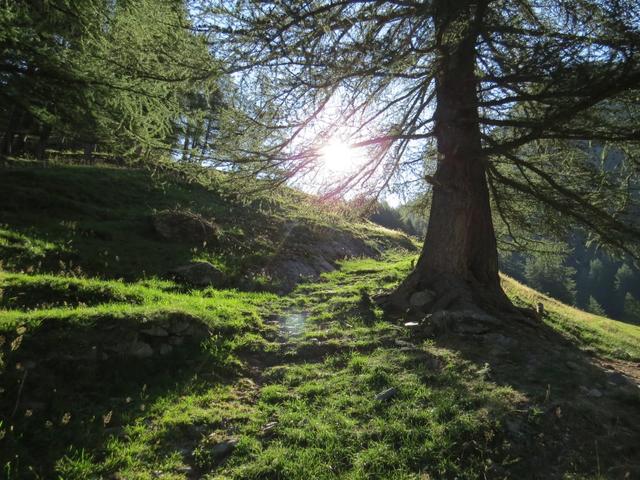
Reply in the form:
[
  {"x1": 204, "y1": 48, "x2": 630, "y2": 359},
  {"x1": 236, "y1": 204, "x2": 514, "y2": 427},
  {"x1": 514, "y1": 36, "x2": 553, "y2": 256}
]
[
  {"x1": 103, "y1": 411, "x2": 113, "y2": 426},
  {"x1": 25, "y1": 409, "x2": 33, "y2": 417},
  {"x1": 61, "y1": 412, "x2": 71, "y2": 425},
  {"x1": 45, "y1": 420, "x2": 53, "y2": 428}
]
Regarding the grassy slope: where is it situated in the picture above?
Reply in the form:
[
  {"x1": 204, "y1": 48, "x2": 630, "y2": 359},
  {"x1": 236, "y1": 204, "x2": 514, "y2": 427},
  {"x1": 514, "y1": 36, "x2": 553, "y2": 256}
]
[
  {"x1": 503, "y1": 275, "x2": 640, "y2": 361},
  {"x1": 1, "y1": 164, "x2": 639, "y2": 479},
  {"x1": 4, "y1": 253, "x2": 632, "y2": 479},
  {"x1": 0, "y1": 163, "x2": 409, "y2": 285}
]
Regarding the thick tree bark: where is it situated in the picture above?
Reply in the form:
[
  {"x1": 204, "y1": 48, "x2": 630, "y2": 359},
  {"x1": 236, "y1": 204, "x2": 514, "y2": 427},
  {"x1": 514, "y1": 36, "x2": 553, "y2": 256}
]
[{"x1": 389, "y1": 0, "x2": 512, "y2": 314}]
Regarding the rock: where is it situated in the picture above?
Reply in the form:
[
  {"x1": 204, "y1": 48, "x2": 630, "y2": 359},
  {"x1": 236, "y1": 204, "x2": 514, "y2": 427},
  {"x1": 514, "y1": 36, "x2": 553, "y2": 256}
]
[
  {"x1": 261, "y1": 421, "x2": 278, "y2": 435},
  {"x1": 374, "y1": 387, "x2": 398, "y2": 401},
  {"x1": 394, "y1": 339, "x2": 417, "y2": 348},
  {"x1": 409, "y1": 290, "x2": 435, "y2": 309},
  {"x1": 586, "y1": 388, "x2": 603, "y2": 398},
  {"x1": 605, "y1": 370, "x2": 628, "y2": 385},
  {"x1": 152, "y1": 210, "x2": 218, "y2": 243},
  {"x1": 209, "y1": 438, "x2": 238, "y2": 460},
  {"x1": 185, "y1": 323, "x2": 210, "y2": 338},
  {"x1": 565, "y1": 361, "x2": 581, "y2": 371},
  {"x1": 170, "y1": 262, "x2": 225, "y2": 287},
  {"x1": 169, "y1": 336, "x2": 185, "y2": 346},
  {"x1": 129, "y1": 341, "x2": 153, "y2": 358},
  {"x1": 159, "y1": 344, "x2": 173, "y2": 356},
  {"x1": 170, "y1": 319, "x2": 191, "y2": 334},
  {"x1": 141, "y1": 325, "x2": 169, "y2": 337}
]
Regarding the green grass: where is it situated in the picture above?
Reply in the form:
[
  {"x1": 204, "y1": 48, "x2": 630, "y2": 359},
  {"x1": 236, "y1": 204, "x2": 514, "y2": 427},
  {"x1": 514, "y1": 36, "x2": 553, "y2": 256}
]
[
  {"x1": 0, "y1": 271, "x2": 281, "y2": 479},
  {"x1": 0, "y1": 272, "x2": 277, "y2": 332},
  {"x1": 502, "y1": 275, "x2": 640, "y2": 361},
  {"x1": 1, "y1": 162, "x2": 639, "y2": 478},
  {"x1": 210, "y1": 347, "x2": 520, "y2": 480},
  {"x1": 0, "y1": 164, "x2": 413, "y2": 286},
  {"x1": 2, "y1": 253, "x2": 639, "y2": 479}
]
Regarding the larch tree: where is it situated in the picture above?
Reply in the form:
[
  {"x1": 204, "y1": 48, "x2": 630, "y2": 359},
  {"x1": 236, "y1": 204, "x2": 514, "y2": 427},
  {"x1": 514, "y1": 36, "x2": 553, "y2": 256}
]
[
  {"x1": 0, "y1": 0, "x2": 219, "y2": 160},
  {"x1": 202, "y1": 0, "x2": 640, "y2": 316}
]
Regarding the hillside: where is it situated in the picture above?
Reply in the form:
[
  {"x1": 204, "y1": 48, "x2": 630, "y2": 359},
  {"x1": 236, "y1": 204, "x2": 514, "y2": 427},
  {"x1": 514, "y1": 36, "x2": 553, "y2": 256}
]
[
  {"x1": 0, "y1": 163, "x2": 414, "y2": 290},
  {"x1": 0, "y1": 164, "x2": 639, "y2": 479}
]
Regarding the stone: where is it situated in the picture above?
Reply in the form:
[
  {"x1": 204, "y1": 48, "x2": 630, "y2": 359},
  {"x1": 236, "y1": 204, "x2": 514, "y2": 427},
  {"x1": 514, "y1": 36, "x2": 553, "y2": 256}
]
[
  {"x1": 184, "y1": 323, "x2": 210, "y2": 338},
  {"x1": 374, "y1": 387, "x2": 398, "y2": 401},
  {"x1": 152, "y1": 210, "x2": 218, "y2": 243},
  {"x1": 170, "y1": 319, "x2": 191, "y2": 334},
  {"x1": 209, "y1": 438, "x2": 238, "y2": 460},
  {"x1": 170, "y1": 262, "x2": 225, "y2": 287},
  {"x1": 409, "y1": 290, "x2": 435, "y2": 309},
  {"x1": 129, "y1": 341, "x2": 153, "y2": 358},
  {"x1": 141, "y1": 325, "x2": 169, "y2": 337},
  {"x1": 586, "y1": 388, "x2": 603, "y2": 398},
  {"x1": 605, "y1": 371, "x2": 628, "y2": 385},
  {"x1": 261, "y1": 421, "x2": 278, "y2": 435},
  {"x1": 565, "y1": 361, "x2": 581, "y2": 370},
  {"x1": 169, "y1": 336, "x2": 185, "y2": 346},
  {"x1": 395, "y1": 339, "x2": 417, "y2": 348}
]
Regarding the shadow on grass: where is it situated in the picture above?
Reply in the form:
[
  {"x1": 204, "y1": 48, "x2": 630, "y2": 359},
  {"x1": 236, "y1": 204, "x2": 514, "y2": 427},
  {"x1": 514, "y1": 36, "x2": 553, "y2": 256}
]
[
  {"x1": 425, "y1": 314, "x2": 640, "y2": 479},
  {"x1": 0, "y1": 333, "x2": 245, "y2": 479}
]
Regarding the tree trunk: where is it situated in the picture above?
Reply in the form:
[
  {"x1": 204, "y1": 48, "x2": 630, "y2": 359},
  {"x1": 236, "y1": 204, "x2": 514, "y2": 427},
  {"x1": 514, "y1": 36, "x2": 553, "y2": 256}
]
[
  {"x1": 1, "y1": 106, "x2": 19, "y2": 156},
  {"x1": 83, "y1": 143, "x2": 93, "y2": 164},
  {"x1": 389, "y1": 0, "x2": 512, "y2": 315},
  {"x1": 201, "y1": 117, "x2": 213, "y2": 156},
  {"x1": 182, "y1": 126, "x2": 191, "y2": 162},
  {"x1": 36, "y1": 123, "x2": 51, "y2": 163}
]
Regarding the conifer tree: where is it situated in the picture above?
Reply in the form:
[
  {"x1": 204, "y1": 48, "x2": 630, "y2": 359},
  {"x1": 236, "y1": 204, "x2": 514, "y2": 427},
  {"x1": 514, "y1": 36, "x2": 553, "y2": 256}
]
[
  {"x1": 205, "y1": 0, "x2": 640, "y2": 315},
  {"x1": 0, "y1": 0, "x2": 219, "y2": 159}
]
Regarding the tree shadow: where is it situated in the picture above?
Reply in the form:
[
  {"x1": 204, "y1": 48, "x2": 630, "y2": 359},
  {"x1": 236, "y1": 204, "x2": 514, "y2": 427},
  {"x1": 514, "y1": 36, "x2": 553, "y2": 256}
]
[
  {"x1": 423, "y1": 313, "x2": 640, "y2": 479},
  {"x1": 0, "y1": 328, "x2": 247, "y2": 479}
]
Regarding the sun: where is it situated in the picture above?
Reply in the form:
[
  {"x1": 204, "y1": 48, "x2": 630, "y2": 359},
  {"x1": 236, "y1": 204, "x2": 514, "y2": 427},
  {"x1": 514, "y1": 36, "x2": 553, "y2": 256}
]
[{"x1": 319, "y1": 138, "x2": 359, "y2": 174}]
